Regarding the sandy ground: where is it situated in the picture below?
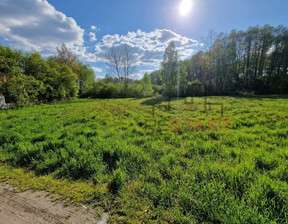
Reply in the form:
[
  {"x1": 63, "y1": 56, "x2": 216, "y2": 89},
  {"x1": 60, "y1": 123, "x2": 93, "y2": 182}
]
[{"x1": 0, "y1": 182, "x2": 108, "y2": 224}]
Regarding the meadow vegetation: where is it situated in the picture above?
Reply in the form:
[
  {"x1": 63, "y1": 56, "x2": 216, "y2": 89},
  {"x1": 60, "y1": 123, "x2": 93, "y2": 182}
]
[{"x1": 0, "y1": 96, "x2": 288, "y2": 223}]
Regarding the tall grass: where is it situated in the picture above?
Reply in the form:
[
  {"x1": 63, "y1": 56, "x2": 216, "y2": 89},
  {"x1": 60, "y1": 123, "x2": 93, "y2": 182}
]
[{"x1": 0, "y1": 96, "x2": 288, "y2": 223}]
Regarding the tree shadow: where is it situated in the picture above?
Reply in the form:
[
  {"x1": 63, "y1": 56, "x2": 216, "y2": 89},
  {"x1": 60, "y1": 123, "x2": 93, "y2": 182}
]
[
  {"x1": 232, "y1": 94, "x2": 288, "y2": 100},
  {"x1": 139, "y1": 97, "x2": 190, "y2": 106}
]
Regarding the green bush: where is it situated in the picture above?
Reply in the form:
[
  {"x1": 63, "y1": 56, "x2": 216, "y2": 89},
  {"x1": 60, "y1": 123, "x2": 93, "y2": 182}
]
[
  {"x1": 109, "y1": 168, "x2": 126, "y2": 194},
  {"x1": 152, "y1": 85, "x2": 164, "y2": 95},
  {"x1": 1, "y1": 73, "x2": 44, "y2": 106},
  {"x1": 87, "y1": 81, "x2": 121, "y2": 98},
  {"x1": 122, "y1": 83, "x2": 143, "y2": 98},
  {"x1": 187, "y1": 79, "x2": 205, "y2": 96},
  {"x1": 0, "y1": 44, "x2": 85, "y2": 106}
]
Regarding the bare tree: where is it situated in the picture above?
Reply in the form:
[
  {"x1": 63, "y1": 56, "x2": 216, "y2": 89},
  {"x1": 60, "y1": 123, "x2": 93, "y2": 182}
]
[
  {"x1": 121, "y1": 45, "x2": 136, "y2": 83},
  {"x1": 106, "y1": 45, "x2": 136, "y2": 85},
  {"x1": 106, "y1": 46, "x2": 122, "y2": 83},
  {"x1": 201, "y1": 30, "x2": 217, "y2": 52}
]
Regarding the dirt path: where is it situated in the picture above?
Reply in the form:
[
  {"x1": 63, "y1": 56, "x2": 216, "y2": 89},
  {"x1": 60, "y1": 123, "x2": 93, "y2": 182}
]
[{"x1": 0, "y1": 182, "x2": 107, "y2": 224}]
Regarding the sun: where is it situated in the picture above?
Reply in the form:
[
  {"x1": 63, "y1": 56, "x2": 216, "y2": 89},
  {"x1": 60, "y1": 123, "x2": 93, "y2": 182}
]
[{"x1": 179, "y1": 0, "x2": 193, "y2": 16}]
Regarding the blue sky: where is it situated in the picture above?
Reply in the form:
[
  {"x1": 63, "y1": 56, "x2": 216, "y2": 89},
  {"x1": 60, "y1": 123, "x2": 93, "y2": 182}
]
[{"x1": 0, "y1": 0, "x2": 288, "y2": 79}]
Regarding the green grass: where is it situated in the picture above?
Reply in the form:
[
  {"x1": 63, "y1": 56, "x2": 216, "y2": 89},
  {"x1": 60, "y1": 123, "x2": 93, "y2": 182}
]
[{"x1": 0, "y1": 96, "x2": 288, "y2": 223}]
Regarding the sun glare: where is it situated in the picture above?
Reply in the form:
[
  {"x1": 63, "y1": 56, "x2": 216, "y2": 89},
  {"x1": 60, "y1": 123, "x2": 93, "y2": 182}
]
[{"x1": 179, "y1": 0, "x2": 193, "y2": 16}]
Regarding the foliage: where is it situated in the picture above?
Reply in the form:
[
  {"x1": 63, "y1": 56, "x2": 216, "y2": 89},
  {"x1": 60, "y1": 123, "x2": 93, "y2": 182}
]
[
  {"x1": 86, "y1": 80, "x2": 146, "y2": 98},
  {"x1": 178, "y1": 61, "x2": 188, "y2": 96},
  {"x1": 185, "y1": 25, "x2": 288, "y2": 95},
  {"x1": 187, "y1": 79, "x2": 205, "y2": 96},
  {"x1": 0, "y1": 43, "x2": 90, "y2": 106},
  {"x1": 161, "y1": 41, "x2": 180, "y2": 96},
  {"x1": 1, "y1": 73, "x2": 44, "y2": 106},
  {"x1": 3, "y1": 25, "x2": 288, "y2": 103},
  {"x1": 152, "y1": 84, "x2": 164, "y2": 95},
  {"x1": 55, "y1": 43, "x2": 80, "y2": 73},
  {"x1": 86, "y1": 81, "x2": 120, "y2": 98},
  {"x1": 0, "y1": 45, "x2": 22, "y2": 78},
  {"x1": 121, "y1": 83, "x2": 143, "y2": 98},
  {"x1": 150, "y1": 70, "x2": 162, "y2": 85},
  {"x1": 142, "y1": 72, "x2": 154, "y2": 97},
  {"x1": 149, "y1": 25, "x2": 288, "y2": 97},
  {"x1": 78, "y1": 63, "x2": 95, "y2": 96}
]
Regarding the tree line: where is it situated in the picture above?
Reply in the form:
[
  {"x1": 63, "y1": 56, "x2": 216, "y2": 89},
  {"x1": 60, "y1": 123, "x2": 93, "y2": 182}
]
[
  {"x1": 0, "y1": 43, "x2": 154, "y2": 106},
  {"x1": 151, "y1": 24, "x2": 288, "y2": 96},
  {"x1": 1, "y1": 24, "x2": 287, "y2": 107}
]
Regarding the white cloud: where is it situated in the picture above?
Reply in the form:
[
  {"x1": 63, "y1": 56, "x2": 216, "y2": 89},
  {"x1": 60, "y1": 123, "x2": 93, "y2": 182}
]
[
  {"x1": 0, "y1": 0, "x2": 84, "y2": 54},
  {"x1": 95, "y1": 76, "x2": 105, "y2": 81},
  {"x1": 89, "y1": 32, "x2": 97, "y2": 42},
  {"x1": 91, "y1": 25, "x2": 100, "y2": 31},
  {"x1": 94, "y1": 29, "x2": 199, "y2": 67},
  {"x1": 92, "y1": 67, "x2": 103, "y2": 73},
  {"x1": 130, "y1": 69, "x2": 155, "y2": 80},
  {"x1": 0, "y1": 0, "x2": 199, "y2": 70},
  {"x1": 129, "y1": 73, "x2": 143, "y2": 80},
  {"x1": 0, "y1": 0, "x2": 97, "y2": 62}
]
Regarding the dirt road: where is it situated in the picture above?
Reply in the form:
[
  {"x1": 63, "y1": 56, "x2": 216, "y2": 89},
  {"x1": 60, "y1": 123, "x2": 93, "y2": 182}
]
[{"x1": 0, "y1": 182, "x2": 107, "y2": 224}]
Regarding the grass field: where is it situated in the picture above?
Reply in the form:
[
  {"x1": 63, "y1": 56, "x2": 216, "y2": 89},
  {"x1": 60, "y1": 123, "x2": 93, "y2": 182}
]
[{"x1": 0, "y1": 96, "x2": 288, "y2": 223}]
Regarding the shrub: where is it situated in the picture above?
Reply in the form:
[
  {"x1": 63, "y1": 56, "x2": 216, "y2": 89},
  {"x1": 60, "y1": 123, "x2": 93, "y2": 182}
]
[
  {"x1": 152, "y1": 85, "x2": 164, "y2": 95},
  {"x1": 1, "y1": 73, "x2": 44, "y2": 106},
  {"x1": 187, "y1": 79, "x2": 205, "y2": 96},
  {"x1": 121, "y1": 83, "x2": 143, "y2": 98},
  {"x1": 109, "y1": 168, "x2": 126, "y2": 194}
]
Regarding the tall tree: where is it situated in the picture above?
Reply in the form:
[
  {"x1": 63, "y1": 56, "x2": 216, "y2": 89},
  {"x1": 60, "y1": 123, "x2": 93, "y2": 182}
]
[
  {"x1": 78, "y1": 63, "x2": 95, "y2": 96},
  {"x1": 162, "y1": 41, "x2": 179, "y2": 96},
  {"x1": 150, "y1": 70, "x2": 162, "y2": 85},
  {"x1": 142, "y1": 73, "x2": 153, "y2": 97},
  {"x1": 178, "y1": 61, "x2": 188, "y2": 96},
  {"x1": 55, "y1": 43, "x2": 80, "y2": 73}
]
